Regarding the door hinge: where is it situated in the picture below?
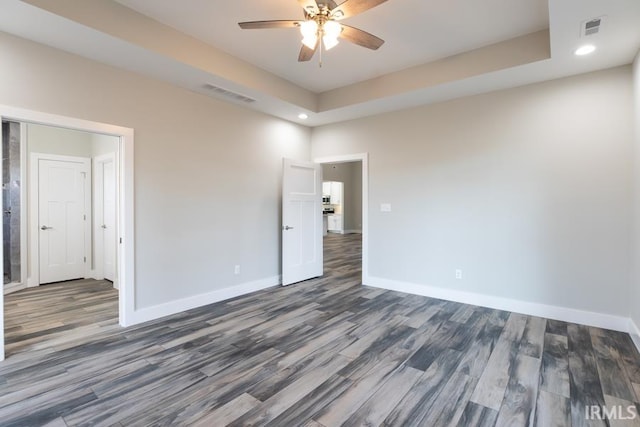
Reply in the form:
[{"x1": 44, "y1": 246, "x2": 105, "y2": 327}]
[
  {"x1": 119, "y1": 237, "x2": 122, "y2": 244},
  {"x1": 83, "y1": 214, "x2": 86, "y2": 221},
  {"x1": 84, "y1": 256, "x2": 86, "y2": 263}
]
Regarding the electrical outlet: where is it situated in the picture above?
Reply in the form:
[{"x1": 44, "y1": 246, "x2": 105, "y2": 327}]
[
  {"x1": 455, "y1": 269, "x2": 462, "y2": 279},
  {"x1": 380, "y1": 203, "x2": 392, "y2": 212},
  {"x1": 234, "y1": 265, "x2": 241, "y2": 275}
]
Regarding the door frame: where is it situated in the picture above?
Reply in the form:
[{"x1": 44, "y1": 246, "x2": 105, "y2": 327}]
[
  {"x1": 93, "y1": 152, "x2": 117, "y2": 286},
  {"x1": 0, "y1": 105, "x2": 135, "y2": 362},
  {"x1": 313, "y1": 153, "x2": 369, "y2": 285},
  {"x1": 30, "y1": 153, "x2": 92, "y2": 286}
]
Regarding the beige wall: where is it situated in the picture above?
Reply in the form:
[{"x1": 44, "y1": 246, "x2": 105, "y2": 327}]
[
  {"x1": 27, "y1": 123, "x2": 118, "y2": 158},
  {"x1": 27, "y1": 123, "x2": 92, "y2": 157},
  {"x1": 0, "y1": 32, "x2": 311, "y2": 308},
  {"x1": 91, "y1": 133, "x2": 118, "y2": 157},
  {"x1": 322, "y1": 161, "x2": 362, "y2": 232},
  {"x1": 633, "y1": 51, "x2": 640, "y2": 327},
  {"x1": 312, "y1": 66, "x2": 634, "y2": 317},
  {"x1": 3, "y1": 30, "x2": 637, "y2": 325}
]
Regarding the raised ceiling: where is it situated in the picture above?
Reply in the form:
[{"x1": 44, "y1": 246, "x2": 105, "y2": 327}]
[
  {"x1": 0, "y1": 0, "x2": 639, "y2": 126},
  {"x1": 113, "y1": 0, "x2": 550, "y2": 93}
]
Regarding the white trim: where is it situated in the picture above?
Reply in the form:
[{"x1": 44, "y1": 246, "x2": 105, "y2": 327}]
[
  {"x1": 343, "y1": 229, "x2": 362, "y2": 234},
  {"x1": 3, "y1": 282, "x2": 27, "y2": 295},
  {"x1": 314, "y1": 153, "x2": 369, "y2": 284},
  {"x1": 629, "y1": 319, "x2": 640, "y2": 354},
  {"x1": 29, "y1": 153, "x2": 92, "y2": 284},
  {"x1": 127, "y1": 276, "x2": 281, "y2": 325},
  {"x1": 0, "y1": 105, "x2": 135, "y2": 365},
  {"x1": 366, "y1": 276, "x2": 630, "y2": 332}
]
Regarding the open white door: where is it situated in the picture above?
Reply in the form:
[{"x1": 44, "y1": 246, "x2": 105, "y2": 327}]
[
  {"x1": 95, "y1": 153, "x2": 117, "y2": 284},
  {"x1": 282, "y1": 158, "x2": 323, "y2": 286}
]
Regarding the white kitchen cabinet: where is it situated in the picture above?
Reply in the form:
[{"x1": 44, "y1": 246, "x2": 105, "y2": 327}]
[
  {"x1": 327, "y1": 214, "x2": 343, "y2": 233},
  {"x1": 330, "y1": 182, "x2": 342, "y2": 205},
  {"x1": 322, "y1": 182, "x2": 331, "y2": 197},
  {"x1": 322, "y1": 181, "x2": 343, "y2": 205}
]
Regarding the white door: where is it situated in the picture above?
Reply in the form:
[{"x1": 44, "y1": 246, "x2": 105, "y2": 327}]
[
  {"x1": 95, "y1": 154, "x2": 117, "y2": 284},
  {"x1": 38, "y1": 157, "x2": 89, "y2": 284},
  {"x1": 282, "y1": 158, "x2": 323, "y2": 286}
]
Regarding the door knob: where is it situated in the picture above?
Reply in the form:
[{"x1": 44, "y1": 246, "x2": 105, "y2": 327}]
[
  {"x1": 283, "y1": 225, "x2": 294, "y2": 230},
  {"x1": 40, "y1": 225, "x2": 52, "y2": 230},
  {"x1": 101, "y1": 224, "x2": 107, "y2": 229}
]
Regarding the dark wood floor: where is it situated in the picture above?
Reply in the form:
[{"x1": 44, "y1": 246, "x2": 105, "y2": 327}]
[{"x1": 1, "y1": 233, "x2": 640, "y2": 426}]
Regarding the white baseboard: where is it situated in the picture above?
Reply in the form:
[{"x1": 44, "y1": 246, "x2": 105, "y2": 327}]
[
  {"x1": 344, "y1": 229, "x2": 362, "y2": 234},
  {"x1": 629, "y1": 319, "x2": 640, "y2": 354},
  {"x1": 3, "y1": 282, "x2": 27, "y2": 295},
  {"x1": 127, "y1": 276, "x2": 281, "y2": 326},
  {"x1": 365, "y1": 276, "x2": 630, "y2": 333},
  {"x1": 88, "y1": 270, "x2": 104, "y2": 281}
]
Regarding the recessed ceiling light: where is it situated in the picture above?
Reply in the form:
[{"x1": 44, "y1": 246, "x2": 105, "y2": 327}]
[
  {"x1": 575, "y1": 45, "x2": 596, "y2": 56},
  {"x1": 298, "y1": 113, "x2": 309, "y2": 120}
]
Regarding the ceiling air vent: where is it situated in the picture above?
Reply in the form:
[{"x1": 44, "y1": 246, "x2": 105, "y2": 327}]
[
  {"x1": 201, "y1": 83, "x2": 256, "y2": 104},
  {"x1": 582, "y1": 17, "x2": 604, "y2": 37}
]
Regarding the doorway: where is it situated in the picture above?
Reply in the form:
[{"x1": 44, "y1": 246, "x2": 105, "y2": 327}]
[
  {"x1": 0, "y1": 105, "x2": 135, "y2": 361},
  {"x1": 315, "y1": 154, "x2": 369, "y2": 284}
]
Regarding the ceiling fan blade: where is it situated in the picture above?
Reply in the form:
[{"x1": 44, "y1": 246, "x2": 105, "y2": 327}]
[
  {"x1": 317, "y1": 0, "x2": 338, "y2": 10},
  {"x1": 331, "y1": 0, "x2": 388, "y2": 20},
  {"x1": 340, "y1": 25, "x2": 385, "y2": 50},
  {"x1": 297, "y1": 0, "x2": 319, "y2": 15},
  {"x1": 298, "y1": 42, "x2": 318, "y2": 62},
  {"x1": 238, "y1": 20, "x2": 300, "y2": 30}
]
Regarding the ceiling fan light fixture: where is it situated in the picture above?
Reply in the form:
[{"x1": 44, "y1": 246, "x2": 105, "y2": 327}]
[
  {"x1": 300, "y1": 19, "x2": 318, "y2": 49},
  {"x1": 302, "y1": 35, "x2": 318, "y2": 49},
  {"x1": 322, "y1": 20, "x2": 342, "y2": 50},
  {"x1": 323, "y1": 34, "x2": 339, "y2": 50},
  {"x1": 238, "y1": 0, "x2": 388, "y2": 63}
]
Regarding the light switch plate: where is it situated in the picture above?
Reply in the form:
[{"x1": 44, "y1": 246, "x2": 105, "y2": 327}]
[{"x1": 380, "y1": 203, "x2": 391, "y2": 212}]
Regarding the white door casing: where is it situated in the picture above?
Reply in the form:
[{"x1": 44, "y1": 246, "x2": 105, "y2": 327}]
[
  {"x1": 94, "y1": 153, "x2": 117, "y2": 285},
  {"x1": 282, "y1": 158, "x2": 323, "y2": 286},
  {"x1": 36, "y1": 155, "x2": 90, "y2": 284}
]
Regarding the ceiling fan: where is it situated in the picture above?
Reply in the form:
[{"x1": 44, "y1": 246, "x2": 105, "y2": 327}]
[{"x1": 238, "y1": 0, "x2": 388, "y2": 63}]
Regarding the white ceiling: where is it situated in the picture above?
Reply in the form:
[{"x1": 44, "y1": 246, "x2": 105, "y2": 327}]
[
  {"x1": 113, "y1": 0, "x2": 550, "y2": 93},
  {"x1": 1, "y1": 0, "x2": 639, "y2": 126}
]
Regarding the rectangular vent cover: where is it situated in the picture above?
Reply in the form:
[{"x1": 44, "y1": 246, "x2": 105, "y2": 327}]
[
  {"x1": 201, "y1": 84, "x2": 256, "y2": 104},
  {"x1": 582, "y1": 17, "x2": 604, "y2": 37}
]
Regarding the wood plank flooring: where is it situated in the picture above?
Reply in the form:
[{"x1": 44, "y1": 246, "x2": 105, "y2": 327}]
[{"x1": 2, "y1": 233, "x2": 640, "y2": 426}]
